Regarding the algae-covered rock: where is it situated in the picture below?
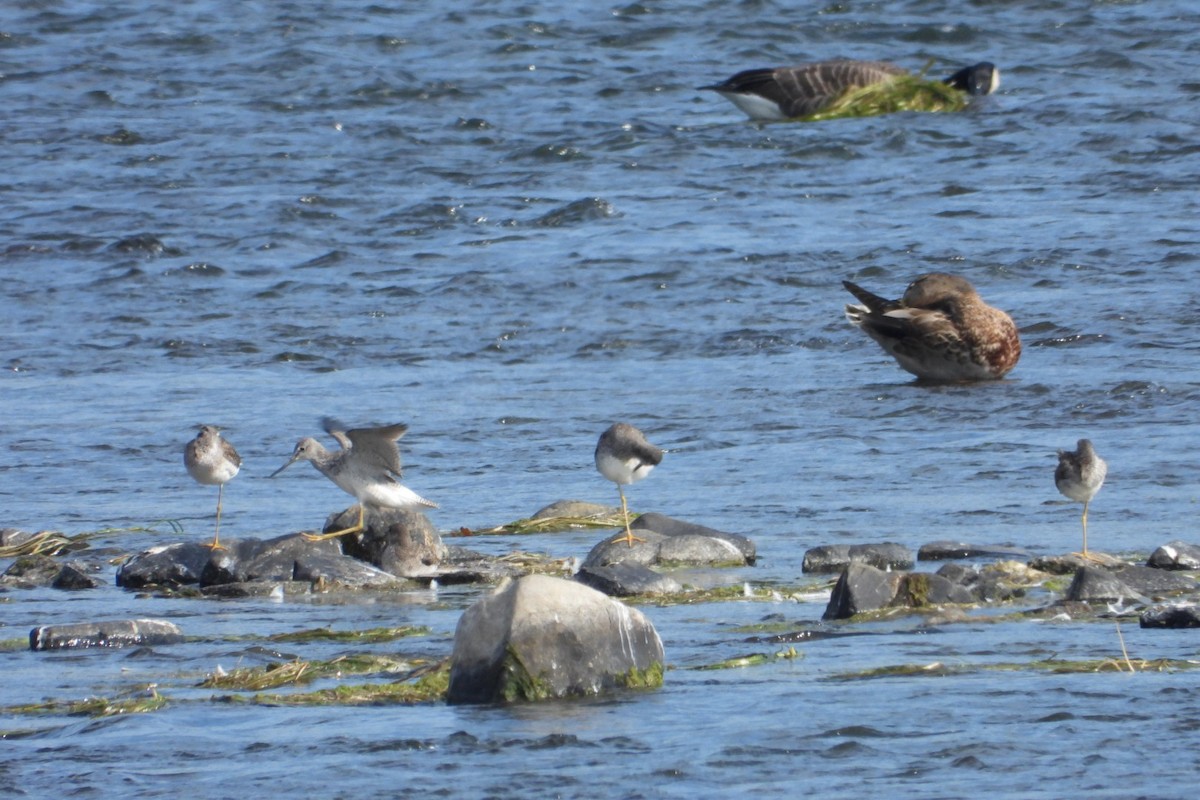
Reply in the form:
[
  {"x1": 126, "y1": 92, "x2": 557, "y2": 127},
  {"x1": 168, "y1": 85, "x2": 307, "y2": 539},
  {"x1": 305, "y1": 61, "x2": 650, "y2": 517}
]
[{"x1": 447, "y1": 574, "x2": 664, "y2": 704}]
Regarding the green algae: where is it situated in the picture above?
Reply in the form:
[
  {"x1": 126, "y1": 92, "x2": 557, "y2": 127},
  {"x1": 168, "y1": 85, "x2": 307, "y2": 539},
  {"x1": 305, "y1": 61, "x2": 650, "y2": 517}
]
[
  {"x1": 5, "y1": 687, "x2": 168, "y2": 717},
  {"x1": 242, "y1": 661, "x2": 451, "y2": 706},
  {"x1": 829, "y1": 657, "x2": 1200, "y2": 682},
  {"x1": 617, "y1": 661, "x2": 664, "y2": 689},
  {"x1": 266, "y1": 625, "x2": 429, "y2": 644},
  {"x1": 200, "y1": 654, "x2": 416, "y2": 691},
  {"x1": 456, "y1": 513, "x2": 629, "y2": 536},
  {"x1": 798, "y1": 73, "x2": 968, "y2": 123},
  {"x1": 693, "y1": 647, "x2": 803, "y2": 671}
]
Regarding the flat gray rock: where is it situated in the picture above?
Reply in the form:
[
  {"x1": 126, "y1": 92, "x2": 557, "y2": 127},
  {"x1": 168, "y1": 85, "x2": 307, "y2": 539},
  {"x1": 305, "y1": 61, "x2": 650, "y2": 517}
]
[
  {"x1": 1065, "y1": 565, "x2": 1195, "y2": 603},
  {"x1": 575, "y1": 562, "x2": 683, "y2": 597},
  {"x1": 803, "y1": 542, "x2": 914, "y2": 574},
  {"x1": 918, "y1": 540, "x2": 1031, "y2": 561},
  {"x1": 583, "y1": 513, "x2": 754, "y2": 569},
  {"x1": 1140, "y1": 604, "x2": 1200, "y2": 628},
  {"x1": 30, "y1": 618, "x2": 184, "y2": 651}
]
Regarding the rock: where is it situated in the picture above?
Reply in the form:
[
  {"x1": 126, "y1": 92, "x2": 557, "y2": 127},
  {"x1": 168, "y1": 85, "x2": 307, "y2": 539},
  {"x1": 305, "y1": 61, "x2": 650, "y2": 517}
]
[
  {"x1": 575, "y1": 562, "x2": 683, "y2": 597},
  {"x1": 116, "y1": 542, "x2": 215, "y2": 588},
  {"x1": 803, "y1": 542, "x2": 914, "y2": 574},
  {"x1": 200, "y1": 533, "x2": 402, "y2": 590},
  {"x1": 447, "y1": 574, "x2": 664, "y2": 704},
  {"x1": 894, "y1": 572, "x2": 976, "y2": 607},
  {"x1": 1029, "y1": 551, "x2": 1124, "y2": 575},
  {"x1": 583, "y1": 513, "x2": 754, "y2": 569},
  {"x1": 1, "y1": 529, "x2": 39, "y2": 548},
  {"x1": 823, "y1": 562, "x2": 903, "y2": 620},
  {"x1": 2, "y1": 554, "x2": 63, "y2": 588},
  {"x1": 52, "y1": 561, "x2": 104, "y2": 590},
  {"x1": 632, "y1": 513, "x2": 756, "y2": 563},
  {"x1": 917, "y1": 540, "x2": 1031, "y2": 561},
  {"x1": 30, "y1": 618, "x2": 184, "y2": 650},
  {"x1": 1147, "y1": 541, "x2": 1200, "y2": 571},
  {"x1": 530, "y1": 500, "x2": 613, "y2": 520},
  {"x1": 431, "y1": 546, "x2": 528, "y2": 585},
  {"x1": 938, "y1": 560, "x2": 1038, "y2": 603},
  {"x1": 337, "y1": 508, "x2": 446, "y2": 578},
  {"x1": 1140, "y1": 605, "x2": 1200, "y2": 628},
  {"x1": 1066, "y1": 564, "x2": 1196, "y2": 603}
]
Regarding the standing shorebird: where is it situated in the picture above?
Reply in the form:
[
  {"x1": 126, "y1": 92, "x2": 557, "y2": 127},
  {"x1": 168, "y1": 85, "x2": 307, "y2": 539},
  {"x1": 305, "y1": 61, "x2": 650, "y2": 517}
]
[
  {"x1": 183, "y1": 425, "x2": 241, "y2": 550},
  {"x1": 594, "y1": 422, "x2": 664, "y2": 547},
  {"x1": 271, "y1": 418, "x2": 437, "y2": 541},
  {"x1": 843, "y1": 272, "x2": 1021, "y2": 382},
  {"x1": 1055, "y1": 439, "x2": 1107, "y2": 557}
]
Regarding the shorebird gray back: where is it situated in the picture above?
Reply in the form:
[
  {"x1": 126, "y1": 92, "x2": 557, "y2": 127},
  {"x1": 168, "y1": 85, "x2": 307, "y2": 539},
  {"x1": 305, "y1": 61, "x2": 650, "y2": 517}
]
[
  {"x1": 272, "y1": 418, "x2": 436, "y2": 541},
  {"x1": 1055, "y1": 438, "x2": 1107, "y2": 557}
]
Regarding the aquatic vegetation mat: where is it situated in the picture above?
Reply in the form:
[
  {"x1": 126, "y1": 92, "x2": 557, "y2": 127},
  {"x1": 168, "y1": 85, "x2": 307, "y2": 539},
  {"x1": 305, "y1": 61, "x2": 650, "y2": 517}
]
[
  {"x1": 799, "y1": 74, "x2": 968, "y2": 122},
  {"x1": 456, "y1": 512, "x2": 629, "y2": 536},
  {"x1": 692, "y1": 647, "x2": 803, "y2": 671}
]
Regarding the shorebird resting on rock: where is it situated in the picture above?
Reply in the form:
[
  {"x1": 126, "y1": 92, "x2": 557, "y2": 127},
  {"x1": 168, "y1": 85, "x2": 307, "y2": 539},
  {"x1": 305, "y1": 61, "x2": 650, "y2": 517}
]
[
  {"x1": 594, "y1": 422, "x2": 664, "y2": 547},
  {"x1": 1056, "y1": 438, "x2": 1107, "y2": 558},
  {"x1": 184, "y1": 425, "x2": 241, "y2": 550}
]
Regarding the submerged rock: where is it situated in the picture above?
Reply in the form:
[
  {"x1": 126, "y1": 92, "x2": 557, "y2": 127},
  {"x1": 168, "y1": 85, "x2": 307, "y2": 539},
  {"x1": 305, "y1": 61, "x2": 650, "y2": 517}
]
[
  {"x1": 1140, "y1": 604, "x2": 1200, "y2": 628},
  {"x1": 2, "y1": 554, "x2": 64, "y2": 588},
  {"x1": 1146, "y1": 541, "x2": 1200, "y2": 571},
  {"x1": 575, "y1": 561, "x2": 683, "y2": 597},
  {"x1": 116, "y1": 542, "x2": 214, "y2": 589},
  {"x1": 917, "y1": 540, "x2": 1031, "y2": 561},
  {"x1": 448, "y1": 574, "x2": 664, "y2": 704},
  {"x1": 1028, "y1": 551, "x2": 1123, "y2": 575},
  {"x1": 802, "y1": 542, "x2": 913, "y2": 574},
  {"x1": 1066, "y1": 564, "x2": 1196, "y2": 603},
  {"x1": 30, "y1": 618, "x2": 184, "y2": 651},
  {"x1": 530, "y1": 499, "x2": 614, "y2": 520},
  {"x1": 823, "y1": 563, "x2": 979, "y2": 620},
  {"x1": 52, "y1": 561, "x2": 105, "y2": 590},
  {"x1": 583, "y1": 513, "x2": 754, "y2": 569}
]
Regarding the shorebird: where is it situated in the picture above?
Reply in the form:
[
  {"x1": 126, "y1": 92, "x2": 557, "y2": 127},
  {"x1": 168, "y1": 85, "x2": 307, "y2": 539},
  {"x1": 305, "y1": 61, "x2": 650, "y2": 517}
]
[
  {"x1": 183, "y1": 425, "x2": 241, "y2": 550},
  {"x1": 842, "y1": 272, "x2": 1021, "y2": 382},
  {"x1": 701, "y1": 59, "x2": 999, "y2": 121},
  {"x1": 594, "y1": 422, "x2": 664, "y2": 547},
  {"x1": 1056, "y1": 439, "x2": 1107, "y2": 557},
  {"x1": 271, "y1": 418, "x2": 437, "y2": 541}
]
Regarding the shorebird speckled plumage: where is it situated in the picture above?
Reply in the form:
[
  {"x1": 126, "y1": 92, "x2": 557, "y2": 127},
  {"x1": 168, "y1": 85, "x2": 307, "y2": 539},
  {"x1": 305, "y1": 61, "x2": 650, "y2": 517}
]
[
  {"x1": 701, "y1": 59, "x2": 999, "y2": 121},
  {"x1": 1056, "y1": 438, "x2": 1107, "y2": 557},
  {"x1": 184, "y1": 425, "x2": 241, "y2": 550},
  {"x1": 271, "y1": 418, "x2": 437, "y2": 541},
  {"x1": 843, "y1": 272, "x2": 1021, "y2": 383},
  {"x1": 594, "y1": 422, "x2": 664, "y2": 547}
]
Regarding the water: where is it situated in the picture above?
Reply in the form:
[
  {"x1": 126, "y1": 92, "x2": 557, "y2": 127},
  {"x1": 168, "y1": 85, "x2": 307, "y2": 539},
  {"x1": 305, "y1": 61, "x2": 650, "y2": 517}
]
[{"x1": 3, "y1": 0, "x2": 1200, "y2": 796}]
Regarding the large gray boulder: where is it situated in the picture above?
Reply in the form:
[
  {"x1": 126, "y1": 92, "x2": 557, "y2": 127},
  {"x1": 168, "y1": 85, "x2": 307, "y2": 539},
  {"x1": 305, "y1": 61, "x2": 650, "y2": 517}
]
[{"x1": 448, "y1": 574, "x2": 664, "y2": 704}]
